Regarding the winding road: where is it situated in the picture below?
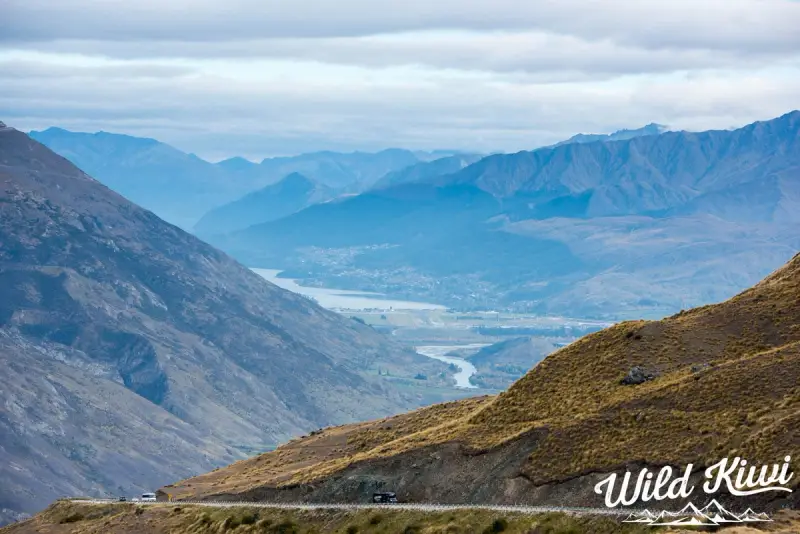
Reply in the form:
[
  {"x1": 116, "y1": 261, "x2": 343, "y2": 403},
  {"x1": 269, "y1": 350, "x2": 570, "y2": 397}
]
[{"x1": 72, "y1": 499, "x2": 635, "y2": 517}]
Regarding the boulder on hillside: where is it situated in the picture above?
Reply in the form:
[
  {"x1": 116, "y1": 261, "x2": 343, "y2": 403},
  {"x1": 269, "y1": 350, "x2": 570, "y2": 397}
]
[{"x1": 620, "y1": 366, "x2": 658, "y2": 385}]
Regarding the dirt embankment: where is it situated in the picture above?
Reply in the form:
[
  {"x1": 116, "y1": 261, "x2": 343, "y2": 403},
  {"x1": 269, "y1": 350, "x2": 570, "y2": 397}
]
[{"x1": 203, "y1": 429, "x2": 797, "y2": 515}]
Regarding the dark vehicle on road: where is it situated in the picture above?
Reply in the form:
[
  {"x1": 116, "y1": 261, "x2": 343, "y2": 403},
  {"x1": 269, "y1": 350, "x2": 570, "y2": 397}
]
[
  {"x1": 118, "y1": 496, "x2": 127, "y2": 502},
  {"x1": 372, "y1": 492, "x2": 398, "y2": 503}
]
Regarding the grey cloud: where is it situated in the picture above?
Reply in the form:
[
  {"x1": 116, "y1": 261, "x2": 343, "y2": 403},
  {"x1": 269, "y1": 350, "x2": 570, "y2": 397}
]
[
  {"x1": 0, "y1": 59, "x2": 196, "y2": 80},
  {"x1": 3, "y1": 57, "x2": 799, "y2": 159},
  {"x1": 7, "y1": 32, "x2": 794, "y2": 78},
  {"x1": 3, "y1": 0, "x2": 800, "y2": 56}
]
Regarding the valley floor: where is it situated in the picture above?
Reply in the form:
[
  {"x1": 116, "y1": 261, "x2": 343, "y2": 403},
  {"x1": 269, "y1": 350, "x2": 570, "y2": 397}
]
[{"x1": 3, "y1": 502, "x2": 798, "y2": 534}]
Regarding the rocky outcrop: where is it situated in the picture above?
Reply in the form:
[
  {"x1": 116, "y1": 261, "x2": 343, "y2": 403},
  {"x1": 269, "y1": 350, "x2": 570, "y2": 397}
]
[{"x1": 620, "y1": 366, "x2": 658, "y2": 385}]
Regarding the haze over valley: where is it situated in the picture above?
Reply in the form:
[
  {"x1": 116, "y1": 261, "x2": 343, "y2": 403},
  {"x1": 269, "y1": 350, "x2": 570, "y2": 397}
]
[{"x1": 31, "y1": 112, "x2": 800, "y2": 324}]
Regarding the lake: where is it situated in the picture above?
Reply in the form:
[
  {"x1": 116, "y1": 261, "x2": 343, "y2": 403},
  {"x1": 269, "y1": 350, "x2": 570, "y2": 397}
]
[{"x1": 252, "y1": 268, "x2": 447, "y2": 311}]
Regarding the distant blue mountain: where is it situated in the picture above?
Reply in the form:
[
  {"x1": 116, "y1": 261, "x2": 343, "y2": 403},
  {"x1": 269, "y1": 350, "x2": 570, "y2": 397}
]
[
  {"x1": 29, "y1": 128, "x2": 230, "y2": 229},
  {"x1": 29, "y1": 128, "x2": 450, "y2": 228},
  {"x1": 213, "y1": 111, "x2": 800, "y2": 318},
  {"x1": 194, "y1": 173, "x2": 335, "y2": 236},
  {"x1": 216, "y1": 156, "x2": 259, "y2": 173},
  {"x1": 550, "y1": 123, "x2": 669, "y2": 147},
  {"x1": 252, "y1": 148, "x2": 421, "y2": 190},
  {"x1": 439, "y1": 112, "x2": 799, "y2": 220},
  {"x1": 371, "y1": 153, "x2": 484, "y2": 190}
]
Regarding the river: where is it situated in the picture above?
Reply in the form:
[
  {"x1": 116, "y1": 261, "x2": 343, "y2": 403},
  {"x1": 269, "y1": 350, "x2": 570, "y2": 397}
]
[
  {"x1": 253, "y1": 268, "x2": 479, "y2": 388},
  {"x1": 252, "y1": 268, "x2": 446, "y2": 311},
  {"x1": 415, "y1": 345, "x2": 487, "y2": 389}
]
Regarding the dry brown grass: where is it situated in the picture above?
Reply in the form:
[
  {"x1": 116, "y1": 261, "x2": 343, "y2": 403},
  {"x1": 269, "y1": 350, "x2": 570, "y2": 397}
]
[
  {"x1": 170, "y1": 253, "x2": 800, "y2": 497},
  {"x1": 165, "y1": 396, "x2": 494, "y2": 499}
]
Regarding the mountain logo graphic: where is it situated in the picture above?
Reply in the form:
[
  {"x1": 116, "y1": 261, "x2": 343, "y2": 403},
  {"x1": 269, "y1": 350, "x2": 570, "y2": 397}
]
[{"x1": 622, "y1": 500, "x2": 773, "y2": 527}]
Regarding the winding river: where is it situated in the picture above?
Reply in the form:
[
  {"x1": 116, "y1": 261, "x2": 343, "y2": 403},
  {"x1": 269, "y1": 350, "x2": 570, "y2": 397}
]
[
  {"x1": 415, "y1": 345, "x2": 487, "y2": 389},
  {"x1": 253, "y1": 268, "x2": 478, "y2": 388}
]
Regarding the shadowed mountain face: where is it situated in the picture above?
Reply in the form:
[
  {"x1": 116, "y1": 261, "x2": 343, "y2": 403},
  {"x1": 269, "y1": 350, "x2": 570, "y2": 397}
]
[
  {"x1": 212, "y1": 111, "x2": 800, "y2": 318},
  {"x1": 167, "y1": 252, "x2": 800, "y2": 513},
  {"x1": 193, "y1": 173, "x2": 335, "y2": 236},
  {"x1": 0, "y1": 125, "x2": 448, "y2": 524}
]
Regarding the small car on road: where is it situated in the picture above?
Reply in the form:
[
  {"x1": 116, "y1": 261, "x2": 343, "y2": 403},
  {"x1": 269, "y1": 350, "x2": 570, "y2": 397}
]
[{"x1": 372, "y1": 492, "x2": 398, "y2": 504}]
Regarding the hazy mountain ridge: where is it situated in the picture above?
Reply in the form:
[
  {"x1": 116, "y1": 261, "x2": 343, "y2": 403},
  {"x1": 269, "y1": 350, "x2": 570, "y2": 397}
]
[
  {"x1": 28, "y1": 121, "x2": 668, "y2": 231},
  {"x1": 370, "y1": 153, "x2": 484, "y2": 190},
  {"x1": 27, "y1": 128, "x2": 455, "y2": 229},
  {"x1": 27, "y1": 127, "x2": 230, "y2": 229},
  {"x1": 213, "y1": 111, "x2": 800, "y2": 318},
  {"x1": 550, "y1": 122, "x2": 669, "y2": 148},
  {"x1": 193, "y1": 172, "x2": 336, "y2": 236},
  {"x1": 441, "y1": 111, "x2": 800, "y2": 216},
  {"x1": 0, "y1": 124, "x2": 449, "y2": 523}
]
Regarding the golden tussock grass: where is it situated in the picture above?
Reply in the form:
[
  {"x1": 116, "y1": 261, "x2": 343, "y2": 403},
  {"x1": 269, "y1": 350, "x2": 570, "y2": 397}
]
[{"x1": 170, "y1": 253, "x2": 800, "y2": 496}]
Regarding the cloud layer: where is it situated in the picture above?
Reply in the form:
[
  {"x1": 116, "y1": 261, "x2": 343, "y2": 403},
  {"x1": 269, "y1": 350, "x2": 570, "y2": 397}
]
[{"x1": 2, "y1": 0, "x2": 799, "y2": 159}]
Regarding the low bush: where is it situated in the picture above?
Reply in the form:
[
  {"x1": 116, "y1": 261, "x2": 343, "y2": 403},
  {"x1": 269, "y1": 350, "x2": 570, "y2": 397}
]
[
  {"x1": 59, "y1": 512, "x2": 84, "y2": 523},
  {"x1": 484, "y1": 517, "x2": 508, "y2": 533}
]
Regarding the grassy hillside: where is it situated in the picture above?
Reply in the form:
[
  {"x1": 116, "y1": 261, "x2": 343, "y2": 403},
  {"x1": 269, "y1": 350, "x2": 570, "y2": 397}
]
[{"x1": 165, "y1": 253, "x2": 800, "y2": 505}]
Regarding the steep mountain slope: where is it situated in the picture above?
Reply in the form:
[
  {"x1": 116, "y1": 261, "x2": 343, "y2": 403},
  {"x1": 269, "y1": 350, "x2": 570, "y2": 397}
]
[
  {"x1": 213, "y1": 112, "x2": 800, "y2": 318},
  {"x1": 0, "y1": 124, "x2": 447, "y2": 524},
  {"x1": 193, "y1": 173, "x2": 334, "y2": 236},
  {"x1": 444, "y1": 111, "x2": 799, "y2": 217},
  {"x1": 167, "y1": 252, "x2": 800, "y2": 512}
]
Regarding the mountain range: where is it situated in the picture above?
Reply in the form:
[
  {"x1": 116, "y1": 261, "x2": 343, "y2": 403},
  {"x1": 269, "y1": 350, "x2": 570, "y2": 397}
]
[
  {"x1": 163, "y1": 250, "x2": 800, "y2": 512},
  {"x1": 27, "y1": 121, "x2": 666, "y2": 236},
  {"x1": 27, "y1": 128, "x2": 463, "y2": 229},
  {"x1": 209, "y1": 111, "x2": 800, "y2": 319},
  {"x1": 0, "y1": 124, "x2": 455, "y2": 524}
]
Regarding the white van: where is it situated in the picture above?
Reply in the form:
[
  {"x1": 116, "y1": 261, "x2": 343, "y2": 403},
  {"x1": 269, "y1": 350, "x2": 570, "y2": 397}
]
[{"x1": 140, "y1": 493, "x2": 157, "y2": 502}]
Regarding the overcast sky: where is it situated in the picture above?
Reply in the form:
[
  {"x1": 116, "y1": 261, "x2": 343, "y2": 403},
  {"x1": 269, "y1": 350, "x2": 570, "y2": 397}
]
[{"x1": 2, "y1": 0, "x2": 800, "y2": 161}]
